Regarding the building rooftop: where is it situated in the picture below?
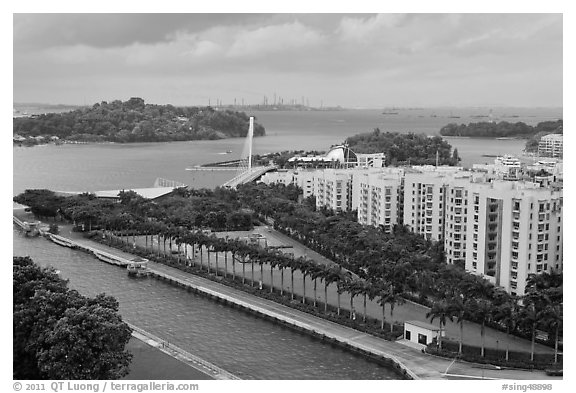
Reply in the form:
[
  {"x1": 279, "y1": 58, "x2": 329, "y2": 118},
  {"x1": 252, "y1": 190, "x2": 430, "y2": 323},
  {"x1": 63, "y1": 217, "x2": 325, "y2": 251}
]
[
  {"x1": 405, "y1": 320, "x2": 441, "y2": 331},
  {"x1": 56, "y1": 187, "x2": 177, "y2": 200}
]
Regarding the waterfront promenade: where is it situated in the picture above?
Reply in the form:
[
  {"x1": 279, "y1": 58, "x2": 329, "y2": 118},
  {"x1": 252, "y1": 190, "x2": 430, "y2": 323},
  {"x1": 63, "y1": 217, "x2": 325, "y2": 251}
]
[{"x1": 140, "y1": 225, "x2": 554, "y2": 356}]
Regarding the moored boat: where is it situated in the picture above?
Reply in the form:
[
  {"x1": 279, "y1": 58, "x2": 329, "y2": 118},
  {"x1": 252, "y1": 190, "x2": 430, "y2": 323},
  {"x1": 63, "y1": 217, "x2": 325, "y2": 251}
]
[
  {"x1": 48, "y1": 234, "x2": 77, "y2": 249},
  {"x1": 127, "y1": 257, "x2": 149, "y2": 277},
  {"x1": 92, "y1": 250, "x2": 129, "y2": 266}
]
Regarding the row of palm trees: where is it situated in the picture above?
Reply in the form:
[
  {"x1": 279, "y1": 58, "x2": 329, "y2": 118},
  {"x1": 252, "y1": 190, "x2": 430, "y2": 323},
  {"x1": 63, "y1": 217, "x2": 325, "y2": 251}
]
[
  {"x1": 426, "y1": 274, "x2": 562, "y2": 363},
  {"x1": 101, "y1": 219, "x2": 409, "y2": 334}
]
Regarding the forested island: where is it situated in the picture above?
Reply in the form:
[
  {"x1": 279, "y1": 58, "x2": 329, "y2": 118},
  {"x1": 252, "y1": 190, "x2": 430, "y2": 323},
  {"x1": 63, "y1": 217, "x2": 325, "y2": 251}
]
[
  {"x1": 439, "y1": 119, "x2": 562, "y2": 139},
  {"x1": 249, "y1": 130, "x2": 461, "y2": 168},
  {"x1": 13, "y1": 97, "x2": 265, "y2": 144},
  {"x1": 346, "y1": 128, "x2": 461, "y2": 166}
]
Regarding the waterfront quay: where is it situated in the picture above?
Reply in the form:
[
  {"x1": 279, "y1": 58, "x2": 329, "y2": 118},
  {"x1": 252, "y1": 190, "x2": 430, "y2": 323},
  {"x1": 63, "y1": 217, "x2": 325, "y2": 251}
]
[{"x1": 16, "y1": 215, "x2": 558, "y2": 381}]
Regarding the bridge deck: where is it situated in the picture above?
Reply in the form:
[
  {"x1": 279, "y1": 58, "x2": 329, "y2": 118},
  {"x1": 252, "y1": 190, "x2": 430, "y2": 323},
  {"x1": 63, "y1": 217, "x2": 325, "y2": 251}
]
[{"x1": 222, "y1": 166, "x2": 277, "y2": 188}]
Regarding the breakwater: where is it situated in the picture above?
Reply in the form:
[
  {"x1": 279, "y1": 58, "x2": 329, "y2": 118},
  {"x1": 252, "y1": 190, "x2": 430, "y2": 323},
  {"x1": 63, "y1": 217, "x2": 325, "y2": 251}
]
[{"x1": 127, "y1": 323, "x2": 239, "y2": 380}]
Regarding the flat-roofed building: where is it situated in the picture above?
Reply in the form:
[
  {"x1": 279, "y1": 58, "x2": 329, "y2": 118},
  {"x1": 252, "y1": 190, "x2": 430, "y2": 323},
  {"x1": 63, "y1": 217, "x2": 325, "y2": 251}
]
[
  {"x1": 314, "y1": 169, "x2": 355, "y2": 212},
  {"x1": 434, "y1": 176, "x2": 563, "y2": 296},
  {"x1": 538, "y1": 134, "x2": 563, "y2": 158},
  {"x1": 355, "y1": 169, "x2": 404, "y2": 233}
]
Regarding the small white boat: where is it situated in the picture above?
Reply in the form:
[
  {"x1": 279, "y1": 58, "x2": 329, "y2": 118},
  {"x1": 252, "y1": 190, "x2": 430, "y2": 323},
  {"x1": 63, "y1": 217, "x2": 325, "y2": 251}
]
[
  {"x1": 92, "y1": 250, "x2": 129, "y2": 266},
  {"x1": 49, "y1": 234, "x2": 76, "y2": 249},
  {"x1": 127, "y1": 257, "x2": 149, "y2": 278}
]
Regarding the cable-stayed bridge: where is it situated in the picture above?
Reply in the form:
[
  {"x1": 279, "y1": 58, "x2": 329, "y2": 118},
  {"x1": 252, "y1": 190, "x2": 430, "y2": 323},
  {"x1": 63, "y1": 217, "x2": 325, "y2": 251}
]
[{"x1": 187, "y1": 116, "x2": 277, "y2": 188}]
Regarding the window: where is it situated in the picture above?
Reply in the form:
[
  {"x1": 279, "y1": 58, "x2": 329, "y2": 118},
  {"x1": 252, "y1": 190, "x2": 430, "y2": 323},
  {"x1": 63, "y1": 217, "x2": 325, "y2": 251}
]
[{"x1": 418, "y1": 333, "x2": 428, "y2": 345}]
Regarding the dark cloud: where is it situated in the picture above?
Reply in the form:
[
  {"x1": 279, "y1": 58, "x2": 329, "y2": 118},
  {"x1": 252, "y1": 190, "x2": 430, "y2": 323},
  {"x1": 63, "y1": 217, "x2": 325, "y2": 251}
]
[
  {"x1": 14, "y1": 13, "x2": 270, "y2": 50},
  {"x1": 12, "y1": 13, "x2": 563, "y2": 107}
]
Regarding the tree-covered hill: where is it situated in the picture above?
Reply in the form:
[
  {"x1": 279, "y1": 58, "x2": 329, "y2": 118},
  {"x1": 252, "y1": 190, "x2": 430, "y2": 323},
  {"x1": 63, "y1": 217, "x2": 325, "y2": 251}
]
[
  {"x1": 439, "y1": 119, "x2": 562, "y2": 138},
  {"x1": 346, "y1": 128, "x2": 460, "y2": 166},
  {"x1": 13, "y1": 97, "x2": 265, "y2": 143}
]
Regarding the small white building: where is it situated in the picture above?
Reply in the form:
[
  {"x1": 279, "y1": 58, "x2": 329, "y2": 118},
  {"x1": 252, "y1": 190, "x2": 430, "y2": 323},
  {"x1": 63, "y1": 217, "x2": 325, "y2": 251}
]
[{"x1": 404, "y1": 320, "x2": 444, "y2": 346}]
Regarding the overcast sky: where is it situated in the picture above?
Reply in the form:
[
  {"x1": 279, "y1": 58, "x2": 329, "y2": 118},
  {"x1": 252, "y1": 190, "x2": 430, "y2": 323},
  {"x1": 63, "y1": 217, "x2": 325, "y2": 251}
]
[{"x1": 13, "y1": 13, "x2": 563, "y2": 108}]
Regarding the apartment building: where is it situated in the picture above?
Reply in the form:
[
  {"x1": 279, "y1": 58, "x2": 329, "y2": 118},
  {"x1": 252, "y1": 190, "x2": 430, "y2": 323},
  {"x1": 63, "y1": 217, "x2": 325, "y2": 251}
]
[
  {"x1": 355, "y1": 169, "x2": 404, "y2": 233},
  {"x1": 259, "y1": 169, "x2": 316, "y2": 198},
  {"x1": 402, "y1": 168, "x2": 467, "y2": 241},
  {"x1": 262, "y1": 163, "x2": 563, "y2": 295},
  {"x1": 453, "y1": 180, "x2": 563, "y2": 295},
  {"x1": 538, "y1": 134, "x2": 563, "y2": 158},
  {"x1": 314, "y1": 169, "x2": 355, "y2": 212}
]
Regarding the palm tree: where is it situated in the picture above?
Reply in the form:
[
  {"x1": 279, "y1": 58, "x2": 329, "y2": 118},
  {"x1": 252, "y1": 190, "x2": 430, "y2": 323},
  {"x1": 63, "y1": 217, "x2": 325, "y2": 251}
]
[
  {"x1": 223, "y1": 238, "x2": 231, "y2": 278},
  {"x1": 250, "y1": 249, "x2": 256, "y2": 287},
  {"x1": 448, "y1": 294, "x2": 469, "y2": 355},
  {"x1": 336, "y1": 274, "x2": 354, "y2": 319},
  {"x1": 541, "y1": 304, "x2": 562, "y2": 363},
  {"x1": 268, "y1": 253, "x2": 281, "y2": 294},
  {"x1": 322, "y1": 265, "x2": 350, "y2": 315},
  {"x1": 426, "y1": 300, "x2": 454, "y2": 350},
  {"x1": 460, "y1": 275, "x2": 495, "y2": 301},
  {"x1": 300, "y1": 258, "x2": 314, "y2": 305},
  {"x1": 380, "y1": 282, "x2": 405, "y2": 334},
  {"x1": 278, "y1": 256, "x2": 287, "y2": 296},
  {"x1": 288, "y1": 257, "x2": 302, "y2": 300},
  {"x1": 492, "y1": 297, "x2": 520, "y2": 361},
  {"x1": 376, "y1": 287, "x2": 387, "y2": 330},
  {"x1": 469, "y1": 299, "x2": 492, "y2": 357},
  {"x1": 346, "y1": 278, "x2": 367, "y2": 320},
  {"x1": 310, "y1": 264, "x2": 324, "y2": 308},
  {"x1": 212, "y1": 239, "x2": 221, "y2": 276},
  {"x1": 521, "y1": 292, "x2": 550, "y2": 362},
  {"x1": 241, "y1": 253, "x2": 247, "y2": 285}
]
